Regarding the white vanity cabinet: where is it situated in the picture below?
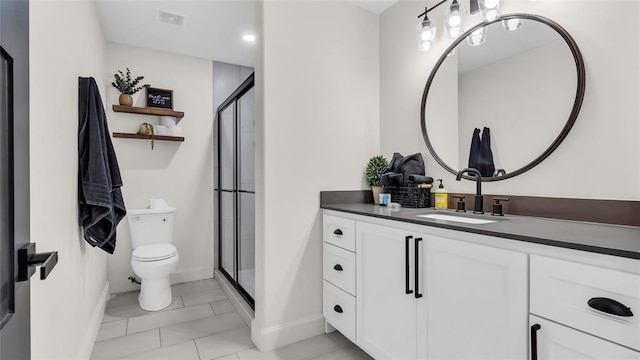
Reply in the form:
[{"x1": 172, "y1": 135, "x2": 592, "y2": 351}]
[{"x1": 353, "y1": 218, "x2": 528, "y2": 359}]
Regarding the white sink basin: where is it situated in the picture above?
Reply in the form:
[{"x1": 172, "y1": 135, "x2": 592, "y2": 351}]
[{"x1": 417, "y1": 213, "x2": 496, "y2": 225}]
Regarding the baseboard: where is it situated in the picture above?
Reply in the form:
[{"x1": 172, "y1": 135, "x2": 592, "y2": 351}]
[
  {"x1": 251, "y1": 314, "x2": 325, "y2": 351},
  {"x1": 77, "y1": 281, "x2": 110, "y2": 359},
  {"x1": 170, "y1": 266, "x2": 214, "y2": 285}
]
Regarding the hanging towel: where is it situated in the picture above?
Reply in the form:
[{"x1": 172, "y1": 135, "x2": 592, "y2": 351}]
[
  {"x1": 78, "y1": 77, "x2": 126, "y2": 254},
  {"x1": 479, "y1": 127, "x2": 496, "y2": 177},
  {"x1": 468, "y1": 128, "x2": 482, "y2": 172}
]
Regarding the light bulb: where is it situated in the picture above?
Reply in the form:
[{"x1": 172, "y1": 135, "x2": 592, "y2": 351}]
[
  {"x1": 418, "y1": 41, "x2": 432, "y2": 51},
  {"x1": 421, "y1": 29, "x2": 433, "y2": 41},
  {"x1": 448, "y1": 13, "x2": 461, "y2": 27},
  {"x1": 445, "y1": 1, "x2": 465, "y2": 39},
  {"x1": 502, "y1": 19, "x2": 523, "y2": 31},
  {"x1": 485, "y1": 0, "x2": 498, "y2": 9},
  {"x1": 416, "y1": 18, "x2": 436, "y2": 51},
  {"x1": 485, "y1": 9, "x2": 497, "y2": 21},
  {"x1": 467, "y1": 27, "x2": 486, "y2": 46}
]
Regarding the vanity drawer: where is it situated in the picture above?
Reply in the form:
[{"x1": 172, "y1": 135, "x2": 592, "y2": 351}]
[
  {"x1": 530, "y1": 255, "x2": 640, "y2": 351},
  {"x1": 323, "y1": 280, "x2": 356, "y2": 342},
  {"x1": 323, "y1": 243, "x2": 356, "y2": 296},
  {"x1": 323, "y1": 215, "x2": 355, "y2": 252}
]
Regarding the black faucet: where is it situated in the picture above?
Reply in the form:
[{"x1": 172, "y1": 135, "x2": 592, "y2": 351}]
[{"x1": 456, "y1": 168, "x2": 484, "y2": 214}]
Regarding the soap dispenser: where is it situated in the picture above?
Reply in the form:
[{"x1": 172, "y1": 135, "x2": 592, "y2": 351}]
[{"x1": 435, "y1": 179, "x2": 448, "y2": 210}]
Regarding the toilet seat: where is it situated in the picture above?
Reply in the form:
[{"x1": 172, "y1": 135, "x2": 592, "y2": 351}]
[{"x1": 132, "y1": 244, "x2": 177, "y2": 262}]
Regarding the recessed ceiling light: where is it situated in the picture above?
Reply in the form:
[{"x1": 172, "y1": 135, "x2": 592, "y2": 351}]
[{"x1": 243, "y1": 34, "x2": 256, "y2": 42}]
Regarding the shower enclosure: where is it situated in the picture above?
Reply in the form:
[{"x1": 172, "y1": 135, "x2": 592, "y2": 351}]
[{"x1": 215, "y1": 73, "x2": 255, "y2": 307}]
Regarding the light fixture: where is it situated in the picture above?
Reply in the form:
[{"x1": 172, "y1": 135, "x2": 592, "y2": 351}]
[
  {"x1": 444, "y1": 0, "x2": 466, "y2": 39},
  {"x1": 242, "y1": 34, "x2": 256, "y2": 42},
  {"x1": 478, "y1": 0, "x2": 501, "y2": 21},
  {"x1": 466, "y1": 27, "x2": 486, "y2": 46},
  {"x1": 502, "y1": 18, "x2": 523, "y2": 31},
  {"x1": 416, "y1": 7, "x2": 437, "y2": 52}
]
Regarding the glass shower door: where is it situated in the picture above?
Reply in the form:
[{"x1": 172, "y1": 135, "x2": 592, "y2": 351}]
[
  {"x1": 237, "y1": 87, "x2": 255, "y2": 299},
  {"x1": 219, "y1": 105, "x2": 235, "y2": 279}
]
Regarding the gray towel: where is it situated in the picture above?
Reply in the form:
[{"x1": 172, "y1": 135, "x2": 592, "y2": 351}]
[
  {"x1": 78, "y1": 77, "x2": 126, "y2": 254},
  {"x1": 400, "y1": 153, "x2": 425, "y2": 186},
  {"x1": 406, "y1": 174, "x2": 433, "y2": 184},
  {"x1": 382, "y1": 172, "x2": 404, "y2": 187}
]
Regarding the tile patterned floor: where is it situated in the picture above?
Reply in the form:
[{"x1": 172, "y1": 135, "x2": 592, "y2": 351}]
[{"x1": 91, "y1": 278, "x2": 373, "y2": 360}]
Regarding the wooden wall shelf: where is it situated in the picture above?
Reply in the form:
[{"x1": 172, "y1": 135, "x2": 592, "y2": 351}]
[
  {"x1": 112, "y1": 105, "x2": 185, "y2": 119},
  {"x1": 112, "y1": 132, "x2": 185, "y2": 142}
]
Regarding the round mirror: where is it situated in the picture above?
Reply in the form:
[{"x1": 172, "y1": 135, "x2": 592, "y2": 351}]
[{"x1": 420, "y1": 14, "x2": 585, "y2": 181}]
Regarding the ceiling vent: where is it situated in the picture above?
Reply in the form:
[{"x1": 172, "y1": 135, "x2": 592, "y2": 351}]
[{"x1": 157, "y1": 10, "x2": 186, "y2": 28}]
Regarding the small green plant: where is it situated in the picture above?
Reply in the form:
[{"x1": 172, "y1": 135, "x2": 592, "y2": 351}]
[
  {"x1": 366, "y1": 155, "x2": 389, "y2": 187},
  {"x1": 112, "y1": 68, "x2": 149, "y2": 95}
]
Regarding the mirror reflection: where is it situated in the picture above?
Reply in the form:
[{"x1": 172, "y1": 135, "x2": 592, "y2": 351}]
[{"x1": 424, "y1": 17, "x2": 578, "y2": 179}]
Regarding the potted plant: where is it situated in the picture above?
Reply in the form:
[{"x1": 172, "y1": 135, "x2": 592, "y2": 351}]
[
  {"x1": 112, "y1": 68, "x2": 149, "y2": 106},
  {"x1": 366, "y1": 155, "x2": 389, "y2": 205}
]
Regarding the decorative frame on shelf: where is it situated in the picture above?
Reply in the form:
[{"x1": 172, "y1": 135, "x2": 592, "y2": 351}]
[{"x1": 146, "y1": 87, "x2": 173, "y2": 110}]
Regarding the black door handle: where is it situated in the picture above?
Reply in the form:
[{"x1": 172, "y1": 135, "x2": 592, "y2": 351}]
[
  {"x1": 17, "y1": 243, "x2": 58, "y2": 281},
  {"x1": 333, "y1": 305, "x2": 343, "y2": 313},
  {"x1": 405, "y1": 236, "x2": 413, "y2": 295},
  {"x1": 333, "y1": 229, "x2": 343, "y2": 236},
  {"x1": 588, "y1": 297, "x2": 633, "y2": 317},
  {"x1": 333, "y1": 264, "x2": 343, "y2": 271},
  {"x1": 531, "y1": 324, "x2": 541, "y2": 360},
  {"x1": 414, "y1": 237, "x2": 423, "y2": 299}
]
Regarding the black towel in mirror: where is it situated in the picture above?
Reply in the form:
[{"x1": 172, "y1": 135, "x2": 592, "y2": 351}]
[{"x1": 479, "y1": 127, "x2": 495, "y2": 177}]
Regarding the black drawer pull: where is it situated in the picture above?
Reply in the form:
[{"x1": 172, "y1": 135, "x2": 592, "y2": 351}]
[
  {"x1": 414, "y1": 237, "x2": 423, "y2": 299},
  {"x1": 333, "y1": 264, "x2": 343, "y2": 271},
  {"x1": 333, "y1": 229, "x2": 343, "y2": 236},
  {"x1": 588, "y1": 297, "x2": 633, "y2": 317},
  {"x1": 531, "y1": 324, "x2": 541, "y2": 360},
  {"x1": 333, "y1": 305, "x2": 343, "y2": 313},
  {"x1": 405, "y1": 236, "x2": 413, "y2": 295}
]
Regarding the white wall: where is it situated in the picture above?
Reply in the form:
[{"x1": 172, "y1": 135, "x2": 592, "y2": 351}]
[
  {"x1": 254, "y1": 0, "x2": 380, "y2": 351},
  {"x1": 381, "y1": 0, "x2": 640, "y2": 200},
  {"x1": 106, "y1": 43, "x2": 215, "y2": 293},
  {"x1": 29, "y1": 1, "x2": 110, "y2": 358}
]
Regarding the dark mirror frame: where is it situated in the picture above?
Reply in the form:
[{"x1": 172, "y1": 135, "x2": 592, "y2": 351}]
[{"x1": 420, "y1": 13, "x2": 586, "y2": 182}]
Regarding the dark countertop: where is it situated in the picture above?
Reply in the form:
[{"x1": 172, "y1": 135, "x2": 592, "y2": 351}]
[{"x1": 321, "y1": 203, "x2": 640, "y2": 260}]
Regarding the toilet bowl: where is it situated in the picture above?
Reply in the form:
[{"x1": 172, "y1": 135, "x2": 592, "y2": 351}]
[
  {"x1": 131, "y1": 244, "x2": 179, "y2": 311},
  {"x1": 127, "y1": 199, "x2": 179, "y2": 311}
]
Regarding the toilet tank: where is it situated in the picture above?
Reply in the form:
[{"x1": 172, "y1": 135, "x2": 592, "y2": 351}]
[{"x1": 127, "y1": 208, "x2": 176, "y2": 249}]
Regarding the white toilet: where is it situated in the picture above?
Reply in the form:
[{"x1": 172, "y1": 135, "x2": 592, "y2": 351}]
[{"x1": 127, "y1": 199, "x2": 179, "y2": 311}]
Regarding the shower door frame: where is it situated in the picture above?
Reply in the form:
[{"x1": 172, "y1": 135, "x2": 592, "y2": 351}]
[{"x1": 215, "y1": 73, "x2": 255, "y2": 309}]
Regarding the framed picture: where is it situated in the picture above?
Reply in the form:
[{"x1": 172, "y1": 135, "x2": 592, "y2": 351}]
[{"x1": 146, "y1": 87, "x2": 173, "y2": 110}]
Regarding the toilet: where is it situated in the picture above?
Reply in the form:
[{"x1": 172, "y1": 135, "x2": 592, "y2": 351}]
[{"x1": 127, "y1": 199, "x2": 179, "y2": 311}]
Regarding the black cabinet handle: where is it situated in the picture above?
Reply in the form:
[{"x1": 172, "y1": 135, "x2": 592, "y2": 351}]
[
  {"x1": 531, "y1": 324, "x2": 541, "y2": 360},
  {"x1": 414, "y1": 237, "x2": 423, "y2": 299},
  {"x1": 333, "y1": 229, "x2": 343, "y2": 236},
  {"x1": 333, "y1": 264, "x2": 343, "y2": 271},
  {"x1": 405, "y1": 236, "x2": 413, "y2": 295},
  {"x1": 333, "y1": 305, "x2": 343, "y2": 313},
  {"x1": 588, "y1": 297, "x2": 634, "y2": 317}
]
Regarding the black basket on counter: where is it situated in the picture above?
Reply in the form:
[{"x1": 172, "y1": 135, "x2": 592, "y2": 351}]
[{"x1": 384, "y1": 186, "x2": 431, "y2": 208}]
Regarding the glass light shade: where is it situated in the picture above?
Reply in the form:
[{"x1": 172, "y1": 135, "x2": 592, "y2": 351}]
[
  {"x1": 502, "y1": 18, "x2": 523, "y2": 31},
  {"x1": 466, "y1": 27, "x2": 487, "y2": 46},
  {"x1": 479, "y1": 0, "x2": 501, "y2": 21},
  {"x1": 416, "y1": 19, "x2": 436, "y2": 51},
  {"x1": 444, "y1": 1, "x2": 465, "y2": 39}
]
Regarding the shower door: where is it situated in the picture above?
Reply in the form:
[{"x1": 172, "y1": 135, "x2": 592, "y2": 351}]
[{"x1": 215, "y1": 73, "x2": 255, "y2": 307}]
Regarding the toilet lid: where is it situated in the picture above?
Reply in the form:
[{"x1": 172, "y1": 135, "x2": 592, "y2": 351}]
[{"x1": 132, "y1": 244, "x2": 177, "y2": 262}]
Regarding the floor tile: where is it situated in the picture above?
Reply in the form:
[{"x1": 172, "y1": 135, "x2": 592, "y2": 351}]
[
  {"x1": 212, "y1": 354, "x2": 240, "y2": 360},
  {"x1": 182, "y1": 288, "x2": 227, "y2": 307},
  {"x1": 104, "y1": 296, "x2": 184, "y2": 321},
  {"x1": 161, "y1": 312, "x2": 247, "y2": 347},
  {"x1": 236, "y1": 335, "x2": 340, "y2": 360},
  {"x1": 195, "y1": 327, "x2": 254, "y2": 360},
  {"x1": 106, "y1": 291, "x2": 140, "y2": 309},
  {"x1": 127, "y1": 303, "x2": 214, "y2": 334},
  {"x1": 90, "y1": 329, "x2": 160, "y2": 360},
  {"x1": 310, "y1": 345, "x2": 374, "y2": 360},
  {"x1": 211, "y1": 299, "x2": 236, "y2": 315},
  {"x1": 326, "y1": 331, "x2": 354, "y2": 349},
  {"x1": 171, "y1": 278, "x2": 221, "y2": 297},
  {"x1": 95, "y1": 319, "x2": 127, "y2": 342},
  {"x1": 119, "y1": 340, "x2": 200, "y2": 360}
]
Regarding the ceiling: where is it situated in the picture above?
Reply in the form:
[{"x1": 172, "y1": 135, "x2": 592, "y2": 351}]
[{"x1": 96, "y1": 0, "x2": 397, "y2": 68}]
